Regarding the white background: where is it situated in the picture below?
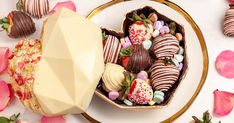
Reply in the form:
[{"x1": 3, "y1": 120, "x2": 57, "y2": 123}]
[{"x1": 1, "y1": 0, "x2": 234, "y2": 122}]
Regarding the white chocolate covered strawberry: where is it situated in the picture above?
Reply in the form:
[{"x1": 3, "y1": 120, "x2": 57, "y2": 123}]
[
  {"x1": 128, "y1": 12, "x2": 153, "y2": 44},
  {"x1": 128, "y1": 79, "x2": 153, "y2": 105}
]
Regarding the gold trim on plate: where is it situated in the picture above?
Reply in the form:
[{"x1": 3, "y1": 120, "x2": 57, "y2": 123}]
[{"x1": 83, "y1": 0, "x2": 209, "y2": 122}]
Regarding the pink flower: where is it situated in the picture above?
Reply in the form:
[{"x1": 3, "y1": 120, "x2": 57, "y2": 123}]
[{"x1": 0, "y1": 48, "x2": 9, "y2": 73}]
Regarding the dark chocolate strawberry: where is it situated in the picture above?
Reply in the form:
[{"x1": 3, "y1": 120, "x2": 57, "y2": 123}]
[
  {"x1": 120, "y1": 44, "x2": 152, "y2": 73},
  {"x1": 0, "y1": 11, "x2": 36, "y2": 38}
]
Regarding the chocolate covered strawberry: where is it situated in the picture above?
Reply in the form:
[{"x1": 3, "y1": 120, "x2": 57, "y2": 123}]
[
  {"x1": 150, "y1": 59, "x2": 180, "y2": 92},
  {"x1": 128, "y1": 12, "x2": 153, "y2": 44},
  {"x1": 120, "y1": 44, "x2": 152, "y2": 73},
  {"x1": 127, "y1": 79, "x2": 153, "y2": 105},
  {"x1": 0, "y1": 11, "x2": 36, "y2": 38}
]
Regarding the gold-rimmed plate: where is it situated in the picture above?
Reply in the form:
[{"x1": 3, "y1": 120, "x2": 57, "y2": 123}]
[{"x1": 83, "y1": 0, "x2": 209, "y2": 122}]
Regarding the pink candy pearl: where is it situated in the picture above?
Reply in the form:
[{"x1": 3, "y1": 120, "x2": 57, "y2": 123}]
[{"x1": 108, "y1": 91, "x2": 119, "y2": 100}]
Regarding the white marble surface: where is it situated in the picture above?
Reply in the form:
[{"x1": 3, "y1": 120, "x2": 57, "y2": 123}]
[{"x1": 1, "y1": 0, "x2": 234, "y2": 123}]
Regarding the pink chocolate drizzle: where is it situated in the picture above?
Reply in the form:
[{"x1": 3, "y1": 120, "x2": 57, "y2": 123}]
[
  {"x1": 150, "y1": 60, "x2": 179, "y2": 92},
  {"x1": 153, "y1": 34, "x2": 179, "y2": 59},
  {"x1": 103, "y1": 35, "x2": 121, "y2": 64}
]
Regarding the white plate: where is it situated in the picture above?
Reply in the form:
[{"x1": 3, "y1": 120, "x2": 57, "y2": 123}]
[{"x1": 85, "y1": 0, "x2": 208, "y2": 123}]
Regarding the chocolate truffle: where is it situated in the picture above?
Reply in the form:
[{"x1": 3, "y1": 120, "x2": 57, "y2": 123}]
[
  {"x1": 150, "y1": 60, "x2": 179, "y2": 92},
  {"x1": 152, "y1": 34, "x2": 179, "y2": 59},
  {"x1": 224, "y1": 5, "x2": 234, "y2": 37}
]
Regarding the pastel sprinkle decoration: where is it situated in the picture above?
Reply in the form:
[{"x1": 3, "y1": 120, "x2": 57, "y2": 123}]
[
  {"x1": 154, "y1": 21, "x2": 163, "y2": 30},
  {"x1": 152, "y1": 30, "x2": 160, "y2": 38},
  {"x1": 153, "y1": 91, "x2": 165, "y2": 104},
  {"x1": 172, "y1": 58, "x2": 180, "y2": 67},
  {"x1": 160, "y1": 26, "x2": 170, "y2": 34},
  {"x1": 124, "y1": 99, "x2": 133, "y2": 106},
  {"x1": 215, "y1": 50, "x2": 234, "y2": 79},
  {"x1": 108, "y1": 91, "x2": 119, "y2": 100},
  {"x1": 178, "y1": 46, "x2": 184, "y2": 55},
  {"x1": 179, "y1": 63, "x2": 183, "y2": 71},
  {"x1": 137, "y1": 71, "x2": 148, "y2": 80},
  {"x1": 174, "y1": 54, "x2": 184, "y2": 62},
  {"x1": 142, "y1": 40, "x2": 152, "y2": 50}
]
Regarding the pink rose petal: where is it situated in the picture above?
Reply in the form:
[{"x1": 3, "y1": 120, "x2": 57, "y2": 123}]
[
  {"x1": 215, "y1": 50, "x2": 234, "y2": 79},
  {"x1": 227, "y1": 0, "x2": 234, "y2": 4},
  {"x1": 0, "y1": 80, "x2": 10, "y2": 112},
  {"x1": 49, "y1": 1, "x2": 76, "y2": 14},
  {"x1": 0, "y1": 48, "x2": 9, "y2": 73},
  {"x1": 214, "y1": 89, "x2": 234, "y2": 116},
  {"x1": 41, "y1": 115, "x2": 66, "y2": 123}
]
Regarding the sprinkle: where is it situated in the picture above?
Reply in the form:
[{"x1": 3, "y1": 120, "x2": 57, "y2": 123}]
[
  {"x1": 148, "y1": 100, "x2": 156, "y2": 105},
  {"x1": 172, "y1": 58, "x2": 180, "y2": 67},
  {"x1": 108, "y1": 91, "x2": 119, "y2": 100},
  {"x1": 152, "y1": 30, "x2": 160, "y2": 38},
  {"x1": 153, "y1": 91, "x2": 165, "y2": 104},
  {"x1": 142, "y1": 40, "x2": 152, "y2": 50},
  {"x1": 174, "y1": 54, "x2": 184, "y2": 62},
  {"x1": 178, "y1": 46, "x2": 184, "y2": 55},
  {"x1": 154, "y1": 21, "x2": 163, "y2": 30},
  {"x1": 179, "y1": 63, "x2": 184, "y2": 71},
  {"x1": 124, "y1": 99, "x2": 133, "y2": 106},
  {"x1": 160, "y1": 26, "x2": 170, "y2": 34}
]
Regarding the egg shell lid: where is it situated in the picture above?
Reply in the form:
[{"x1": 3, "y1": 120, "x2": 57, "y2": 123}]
[{"x1": 33, "y1": 8, "x2": 104, "y2": 115}]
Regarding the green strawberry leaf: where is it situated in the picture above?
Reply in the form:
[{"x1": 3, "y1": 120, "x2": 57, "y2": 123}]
[
  {"x1": 120, "y1": 48, "x2": 132, "y2": 57},
  {"x1": 102, "y1": 33, "x2": 107, "y2": 41},
  {"x1": 0, "y1": 17, "x2": 10, "y2": 31},
  {"x1": 0, "y1": 117, "x2": 10, "y2": 123},
  {"x1": 2, "y1": 23, "x2": 9, "y2": 29},
  {"x1": 192, "y1": 116, "x2": 203, "y2": 123},
  {"x1": 119, "y1": 72, "x2": 135, "y2": 100}
]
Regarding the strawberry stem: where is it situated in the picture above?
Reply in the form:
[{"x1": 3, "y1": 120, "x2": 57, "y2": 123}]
[
  {"x1": 16, "y1": 0, "x2": 24, "y2": 11},
  {"x1": 128, "y1": 11, "x2": 152, "y2": 28},
  {"x1": 120, "y1": 48, "x2": 132, "y2": 57}
]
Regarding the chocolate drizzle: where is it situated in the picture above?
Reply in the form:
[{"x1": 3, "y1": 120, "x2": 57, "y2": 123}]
[
  {"x1": 223, "y1": 5, "x2": 234, "y2": 37},
  {"x1": 152, "y1": 34, "x2": 179, "y2": 59},
  {"x1": 150, "y1": 60, "x2": 179, "y2": 92},
  {"x1": 9, "y1": 11, "x2": 36, "y2": 38},
  {"x1": 126, "y1": 44, "x2": 152, "y2": 73},
  {"x1": 21, "y1": 0, "x2": 49, "y2": 18}
]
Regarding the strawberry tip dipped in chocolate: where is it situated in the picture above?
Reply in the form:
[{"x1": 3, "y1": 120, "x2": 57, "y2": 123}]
[
  {"x1": 0, "y1": 11, "x2": 36, "y2": 38},
  {"x1": 17, "y1": 0, "x2": 49, "y2": 18}
]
